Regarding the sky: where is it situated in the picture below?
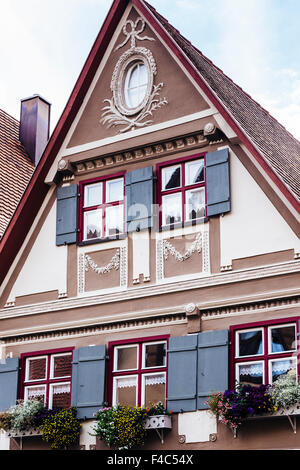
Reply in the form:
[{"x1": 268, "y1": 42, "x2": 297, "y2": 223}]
[{"x1": 1, "y1": 0, "x2": 300, "y2": 139}]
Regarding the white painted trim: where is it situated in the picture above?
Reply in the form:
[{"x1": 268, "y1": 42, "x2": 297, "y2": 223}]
[{"x1": 60, "y1": 109, "x2": 215, "y2": 158}]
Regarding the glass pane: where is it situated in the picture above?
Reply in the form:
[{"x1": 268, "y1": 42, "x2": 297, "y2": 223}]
[
  {"x1": 26, "y1": 357, "x2": 47, "y2": 381},
  {"x1": 185, "y1": 159, "x2": 204, "y2": 185},
  {"x1": 115, "y1": 346, "x2": 138, "y2": 371},
  {"x1": 144, "y1": 343, "x2": 166, "y2": 368},
  {"x1": 125, "y1": 62, "x2": 148, "y2": 108},
  {"x1": 51, "y1": 354, "x2": 72, "y2": 379},
  {"x1": 25, "y1": 385, "x2": 46, "y2": 404},
  {"x1": 162, "y1": 193, "x2": 182, "y2": 225},
  {"x1": 114, "y1": 376, "x2": 137, "y2": 407},
  {"x1": 162, "y1": 165, "x2": 181, "y2": 190},
  {"x1": 84, "y1": 209, "x2": 102, "y2": 240},
  {"x1": 270, "y1": 325, "x2": 296, "y2": 353},
  {"x1": 50, "y1": 383, "x2": 71, "y2": 409},
  {"x1": 84, "y1": 183, "x2": 102, "y2": 207},
  {"x1": 105, "y1": 205, "x2": 124, "y2": 236},
  {"x1": 185, "y1": 188, "x2": 205, "y2": 220},
  {"x1": 238, "y1": 330, "x2": 263, "y2": 357},
  {"x1": 106, "y1": 178, "x2": 123, "y2": 203},
  {"x1": 143, "y1": 373, "x2": 166, "y2": 407},
  {"x1": 237, "y1": 362, "x2": 263, "y2": 386},
  {"x1": 270, "y1": 358, "x2": 297, "y2": 383}
]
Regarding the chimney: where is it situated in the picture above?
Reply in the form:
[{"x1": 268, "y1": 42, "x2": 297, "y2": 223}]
[{"x1": 19, "y1": 94, "x2": 51, "y2": 166}]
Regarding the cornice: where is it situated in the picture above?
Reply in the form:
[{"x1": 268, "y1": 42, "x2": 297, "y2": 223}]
[{"x1": 1, "y1": 259, "x2": 299, "y2": 322}]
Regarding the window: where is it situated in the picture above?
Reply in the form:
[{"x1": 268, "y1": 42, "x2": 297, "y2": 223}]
[
  {"x1": 157, "y1": 154, "x2": 206, "y2": 227},
  {"x1": 124, "y1": 60, "x2": 149, "y2": 109},
  {"x1": 230, "y1": 319, "x2": 298, "y2": 387},
  {"x1": 108, "y1": 337, "x2": 168, "y2": 408},
  {"x1": 79, "y1": 173, "x2": 125, "y2": 242},
  {"x1": 20, "y1": 349, "x2": 73, "y2": 409}
]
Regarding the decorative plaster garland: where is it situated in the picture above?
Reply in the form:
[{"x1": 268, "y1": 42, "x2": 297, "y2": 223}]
[
  {"x1": 84, "y1": 250, "x2": 120, "y2": 275},
  {"x1": 163, "y1": 233, "x2": 202, "y2": 262}
]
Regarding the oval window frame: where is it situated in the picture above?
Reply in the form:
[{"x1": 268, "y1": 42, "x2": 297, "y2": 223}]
[{"x1": 111, "y1": 47, "x2": 156, "y2": 116}]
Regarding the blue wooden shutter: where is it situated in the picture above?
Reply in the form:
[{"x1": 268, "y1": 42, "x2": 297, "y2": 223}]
[
  {"x1": 71, "y1": 345, "x2": 107, "y2": 419},
  {"x1": 166, "y1": 335, "x2": 198, "y2": 412},
  {"x1": 0, "y1": 358, "x2": 19, "y2": 412},
  {"x1": 206, "y1": 148, "x2": 230, "y2": 217},
  {"x1": 56, "y1": 184, "x2": 78, "y2": 246},
  {"x1": 197, "y1": 329, "x2": 229, "y2": 409},
  {"x1": 125, "y1": 166, "x2": 154, "y2": 232}
]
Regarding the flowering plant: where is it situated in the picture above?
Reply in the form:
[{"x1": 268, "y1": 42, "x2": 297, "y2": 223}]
[
  {"x1": 93, "y1": 405, "x2": 147, "y2": 450},
  {"x1": 144, "y1": 401, "x2": 172, "y2": 416},
  {"x1": 208, "y1": 384, "x2": 277, "y2": 430},
  {"x1": 270, "y1": 372, "x2": 300, "y2": 409},
  {"x1": 40, "y1": 407, "x2": 81, "y2": 450},
  {"x1": 7, "y1": 399, "x2": 45, "y2": 433}
]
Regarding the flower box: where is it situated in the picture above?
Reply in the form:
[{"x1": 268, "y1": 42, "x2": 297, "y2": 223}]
[
  {"x1": 145, "y1": 415, "x2": 172, "y2": 430},
  {"x1": 7, "y1": 428, "x2": 42, "y2": 438}
]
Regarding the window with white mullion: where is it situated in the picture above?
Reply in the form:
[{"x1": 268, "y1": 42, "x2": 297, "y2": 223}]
[
  {"x1": 268, "y1": 357, "x2": 297, "y2": 384},
  {"x1": 141, "y1": 372, "x2": 166, "y2": 408},
  {"x1": 113, "y1": 375, "x2": 138, "y2": 407},
  {"x1": 113, "y1": 344, "x2": 138, "y2": 372},
  {"x1": 268, "y1": 323, "x2": 297, "y2": 354},
  {"x1": 25, "y1": 355, "x2": 48, "y2": 383}
]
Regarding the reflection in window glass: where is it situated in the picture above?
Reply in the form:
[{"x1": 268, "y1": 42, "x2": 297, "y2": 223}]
[
  {"x1": 143, "y1": 373, "x2": 166, "y2": 407},
  {"x1": 270, "y1": 358, "x2": 297, "y2": 383},
  {"x1": 185, "y1": 159, "x2": 204, "y2": 185},
  {"x1": 270, "y1": 325, "x2": 296, "y2": 353},
  {"x1": 51, "y1": 354, "x2": 72, "y2": 379},
  {"x1": 185, "y1": 188, "x2": 205, "y2": 220},
  {"x1": 84, "y1": 183, "x2": 102, "y2": 207},
  {"x1": 162, "y1": 193, "x2": 182, "y2": 225},
  {"x1": 144, "y1": 343, "x2": 166, "y2": 368},
  {"x1": 238, "y1": 330, "x2": 263, "y2": 357},
  {"x1": 115, "y1": 346, "x2": 138, "y2": 371},
  {"x1": 106, "y1": 178, "x2": 124, "y2": 203},
  {"x1": 25, "y1": 385, "x2": 46, "y2": 404},
  {"x1": 162, "y1": 165, "x2": 181, "y2": 191},
  {"x1": 84, "y1": 209, "x2": 102, "y2": 240},
  {"x1": 50, "y1": 383, "x2": 71, "y2": 409},
  {"x1": 114, "y1": 376, "x2": 137, "y2": 407},
  {"x1": 105, "y1": 205, "x2": 123, "y2": 237},
  {"x1": 26, "y1": 357, "x2": 47, "y2": 381},
  {"x1": 237, "y1": 362, "x2": 263, "y2": 386}
]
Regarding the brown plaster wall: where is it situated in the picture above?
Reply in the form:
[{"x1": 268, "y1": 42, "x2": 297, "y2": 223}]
[
  {"x1": 84, "y1": 248, "x2": 120, "y2": 291},
  {"x1": 67, "y1": 7, "x2": 209, "y2": 149}
]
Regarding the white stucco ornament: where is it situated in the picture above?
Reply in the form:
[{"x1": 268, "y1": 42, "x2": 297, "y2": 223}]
[{"x1": 100, "y1": 17, "x2": 168, "y2": 133}]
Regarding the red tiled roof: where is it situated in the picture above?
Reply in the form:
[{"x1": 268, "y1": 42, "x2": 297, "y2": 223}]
[
  {"x1": 145, "y1": 1, "x2": 300, "y2": 202},
  {"x1": 0, "y1": 109, "x2": 35, "y2": 237}
]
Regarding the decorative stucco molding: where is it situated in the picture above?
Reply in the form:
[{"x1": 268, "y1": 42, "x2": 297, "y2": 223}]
[
  {"x1": 100, "y1": 17, "x2": 167, "y2": 133},
  {"x1": 84, "y1": 250, "x2": 120, "y2": 275},
  {"x1": 163, "y1": 233, "x2": 202, "y2": 262}
]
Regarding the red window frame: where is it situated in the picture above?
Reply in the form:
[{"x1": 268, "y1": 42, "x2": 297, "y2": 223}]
[
  {"x1": 78, "y1": 171, "x2": 125, "y2": 243},
  {"x1": 19, "y1": 347, "x2": 74, "y2": 408},
  {"x1": 229, "y1": 317, "x2": 300, "y2": 388},
  {"x1": 107, "y1": 335, "x2": 169, "y2": 407},
  {"x1": 156, "y1": 153, "x2": 207, "y2": 228}
]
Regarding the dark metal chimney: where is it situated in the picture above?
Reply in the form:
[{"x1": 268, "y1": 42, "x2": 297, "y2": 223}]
[{"x1": 19, "y1": 95, "x2": 51, "y2": 166}]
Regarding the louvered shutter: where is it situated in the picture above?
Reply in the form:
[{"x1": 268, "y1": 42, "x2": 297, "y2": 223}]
[
  {"x1": 166, "y1": 335, "x2": 198, "y2": 412},
  {"x1": 71, "y1": 345, "x2": 107, "y2": 419},
  {"x1": 0, "y1": 358, "x2": 19, "y2": 412},
  {"x1": 197, "y1": 329, "x2": 229, "y2": 409},
  {"x1": 206, "y1": 148, "x2": 230, "y2": 217},
  {"x1": 125, "y1": 166, "x2": 154, "y2": 232},
  {"x1": 56, "y1": 185, "x2": 78, "y2": 246}
]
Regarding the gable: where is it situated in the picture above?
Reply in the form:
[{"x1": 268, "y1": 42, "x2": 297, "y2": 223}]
[{"x1": 65, "y1": 5, "x2": 211, "y2": 150}]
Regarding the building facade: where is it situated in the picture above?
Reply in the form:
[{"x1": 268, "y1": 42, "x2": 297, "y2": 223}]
[{"x1": 0, "y1": 0, "x2": 300, "y2": 451}]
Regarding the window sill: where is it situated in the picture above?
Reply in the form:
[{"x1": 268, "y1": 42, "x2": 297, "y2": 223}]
[
  {"x1": 159, "y1": 217, "x2": 208, "y2": 232},
  {"x1": 78, "y1": 233, "x2": 126, "y2": 246}
]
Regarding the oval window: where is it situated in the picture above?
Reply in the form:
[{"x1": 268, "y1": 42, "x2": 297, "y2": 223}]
[{"x1": 124, "y1": 61, "x2": 148, "y2": 109}]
